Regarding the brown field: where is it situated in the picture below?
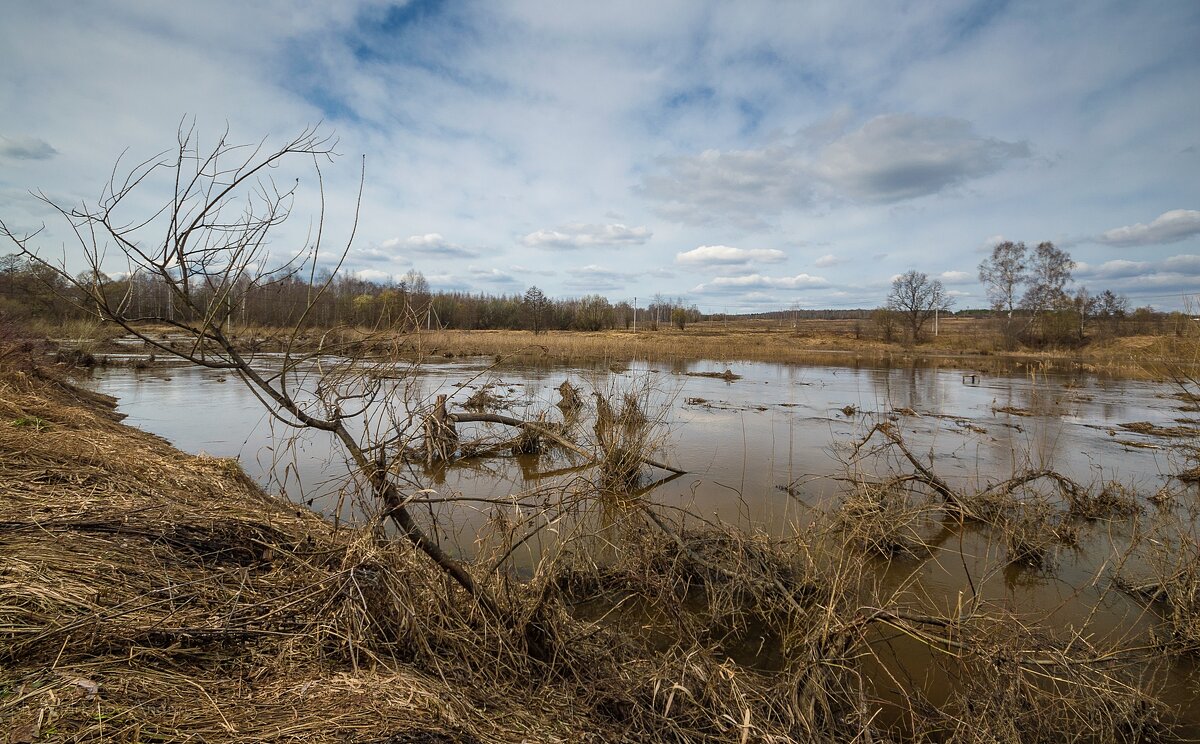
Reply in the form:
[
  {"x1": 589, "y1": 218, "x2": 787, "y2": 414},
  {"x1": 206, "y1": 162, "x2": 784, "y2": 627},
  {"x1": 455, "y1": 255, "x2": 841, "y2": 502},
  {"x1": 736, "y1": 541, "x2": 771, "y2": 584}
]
[
  {"x1": 406, "y1": 317, "x2": 1199, "y2": 378},
  {"x1": 44, "y1": 315, "x2": 1199, "y2": 379}
]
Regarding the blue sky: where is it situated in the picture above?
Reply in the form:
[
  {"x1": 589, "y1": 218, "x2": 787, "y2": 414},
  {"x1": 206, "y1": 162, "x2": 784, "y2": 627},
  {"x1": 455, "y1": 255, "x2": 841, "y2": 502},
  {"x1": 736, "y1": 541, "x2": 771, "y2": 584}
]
[{"x1": 2, "y1": 0, "x2": 1198, "y2": 311}]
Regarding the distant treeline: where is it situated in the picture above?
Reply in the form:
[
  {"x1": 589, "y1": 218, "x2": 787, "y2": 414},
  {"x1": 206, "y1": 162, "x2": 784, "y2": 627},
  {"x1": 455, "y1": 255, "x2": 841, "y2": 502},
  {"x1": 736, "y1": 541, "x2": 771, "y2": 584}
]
[
  {"x1": 0, "y1": 256, "x2": 701, "y2": 332},
  {"x1": 1, "y1": 253, "x2": 1189, "y2": 339}
]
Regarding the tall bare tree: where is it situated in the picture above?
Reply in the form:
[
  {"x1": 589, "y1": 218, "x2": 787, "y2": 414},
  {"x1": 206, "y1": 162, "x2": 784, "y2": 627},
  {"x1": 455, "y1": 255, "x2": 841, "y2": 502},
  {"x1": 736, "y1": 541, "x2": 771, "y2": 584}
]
[
  {"x1": 978, "y1": 240, "x2": 1028, "y2": 345},
  {"x1": 1019, "y1": 241, "x2": 1074, "y2": 343},
  {"x1": 1021, "y1": 241, "x2": 1074, "y2": 316},
  {"x1": 0, "y1": 125, "x2": 524, "y2": 632},
  {"x1": 887, "y1": 270, "x2": 952, "y2": 342}
]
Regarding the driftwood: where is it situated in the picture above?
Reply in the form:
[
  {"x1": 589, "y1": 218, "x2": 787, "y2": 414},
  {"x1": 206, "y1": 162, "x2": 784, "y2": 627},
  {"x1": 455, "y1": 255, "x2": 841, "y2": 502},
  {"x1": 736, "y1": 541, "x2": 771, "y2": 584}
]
[
  {"x1": 450, "y1": 411, "x2": 686, "y2": 476},
  {"x1": 423, "y1": 394, "x2": 458, "y2": 466}
]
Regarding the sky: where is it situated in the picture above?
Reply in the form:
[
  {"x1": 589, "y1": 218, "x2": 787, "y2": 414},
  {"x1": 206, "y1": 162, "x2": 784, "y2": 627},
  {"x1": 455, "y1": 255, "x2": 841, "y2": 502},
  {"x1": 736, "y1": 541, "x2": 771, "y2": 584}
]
[{"x1": 1, "y1": 0, "x2": 1198, "y2": 312}]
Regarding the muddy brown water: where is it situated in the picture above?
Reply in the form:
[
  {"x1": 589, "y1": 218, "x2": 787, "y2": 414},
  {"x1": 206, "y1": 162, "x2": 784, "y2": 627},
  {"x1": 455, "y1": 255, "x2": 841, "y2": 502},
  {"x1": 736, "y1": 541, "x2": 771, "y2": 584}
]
[{"x1": 82, "y1": 353, "x2": 1200, "y2": 735}]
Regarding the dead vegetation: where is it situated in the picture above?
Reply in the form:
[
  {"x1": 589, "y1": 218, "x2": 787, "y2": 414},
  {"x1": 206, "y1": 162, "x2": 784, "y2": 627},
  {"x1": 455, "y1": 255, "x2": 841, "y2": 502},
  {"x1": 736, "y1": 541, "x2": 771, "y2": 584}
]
[{"x1": 5, "y1": 338, "x2": 1200, "y2": 740}]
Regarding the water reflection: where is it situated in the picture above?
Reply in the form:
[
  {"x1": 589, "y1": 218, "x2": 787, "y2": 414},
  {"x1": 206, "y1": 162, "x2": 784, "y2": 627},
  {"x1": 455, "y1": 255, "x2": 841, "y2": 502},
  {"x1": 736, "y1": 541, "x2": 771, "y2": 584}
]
[{"x1": 80, "y1": 354, "x2": 1200, "y2": 729}]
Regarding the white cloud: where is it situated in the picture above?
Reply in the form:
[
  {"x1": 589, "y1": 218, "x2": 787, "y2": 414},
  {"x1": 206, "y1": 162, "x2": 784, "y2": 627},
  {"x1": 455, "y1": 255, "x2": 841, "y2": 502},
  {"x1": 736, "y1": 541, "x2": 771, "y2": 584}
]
[
  {"x1": 1096, "y1": 210, "x2": 1200, "y2": 247},
  {"x1": 1075, "y1": 259, "x2": 1148, "y2": 280},
  {"x1": 521, "y1": 223, "x2": 652, "y2": 249},
  {"x1": 379, "y1": 233, "x2": 479, "y2": 258},
  {"x1": 694, "y1": 273, "x2": 828, "y2": 293},
  {"x1": 351, "y1": 268, "x2": 393, "y2": 283},
  {"x1": 814, "y1": 114, "x2": 1030, "y2": 204},
  {"x1": 641, "y1": 114, "x2": 1029, "y2": 226},
  {"x1": 509, "y1": 264, "x2": 557, "y2": 277},
  {"x1": 814, "y1": 254, "x2": 847, "y2": 268},
  {"x1": 1077, "y1": 254, "x2": 1200, "y2": 281},
  {"x1": 1162, "y1": 254, "x2": 1200, "y2": 274},
  {"x1": 675, "y1": 245, "x2": 786, "y2": 267},
  {"x1": 938, "y1": 270, "x2": 974, "y2": 284},
  {"x1": 468, "y1": 266, "x2": 519, "y2": 284},
  {"x1": 0, "y1": 135, "x2": 57, "y2": 160}
]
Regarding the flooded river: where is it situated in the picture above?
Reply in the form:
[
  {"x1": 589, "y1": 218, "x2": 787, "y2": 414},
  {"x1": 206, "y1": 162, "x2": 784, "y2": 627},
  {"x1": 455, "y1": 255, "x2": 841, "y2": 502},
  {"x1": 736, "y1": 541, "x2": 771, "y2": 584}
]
[
  {"x1": 81, "y1": 352, "x2": 1200, "y2": 732},
  {"x1": 81, "y1": 354, "x2": 1189, "y2": 525}
]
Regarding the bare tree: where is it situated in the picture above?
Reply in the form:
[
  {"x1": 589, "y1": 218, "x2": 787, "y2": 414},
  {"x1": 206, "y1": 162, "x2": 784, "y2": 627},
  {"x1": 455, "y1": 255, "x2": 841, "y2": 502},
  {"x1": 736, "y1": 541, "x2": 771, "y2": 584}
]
[
  {"x1": 0, "y1": 125, "x2": 529, "y2": 636},
  {"x1": 887, "y1": 270, "x2": 952, "y2": 342},
  {"x1": 870, "y1": 307, "x2": 900, "y2": 343},
  {"x1": 1021, "y1": 241, "x2": 1073, "y2": 316},
  {"x1": 522, "y1": 285, "x2": 549, "y2": 334},
  {"x1": 1069, "y1": 286, "x2": 1099, "y2": 343},
  {"x1": 0, "y1": 125, "x2": 700, "y2": 662},
  {"x1": 978, "y1": 240, "x2": 1027, "y2": 345}
]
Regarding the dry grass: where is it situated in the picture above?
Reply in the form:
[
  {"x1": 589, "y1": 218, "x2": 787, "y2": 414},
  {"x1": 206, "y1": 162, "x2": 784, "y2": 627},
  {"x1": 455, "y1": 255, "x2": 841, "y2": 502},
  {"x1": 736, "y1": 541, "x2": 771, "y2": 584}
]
[
  {"x1": 2, "y1": 335, "x2": 1197, "y2": 741},
  {"x1": 49, "y1": 316, "x2": 1200, "y2": 380},
  {"x1": 403, "y1": 320, "x2": 1200, "y2": 379}
]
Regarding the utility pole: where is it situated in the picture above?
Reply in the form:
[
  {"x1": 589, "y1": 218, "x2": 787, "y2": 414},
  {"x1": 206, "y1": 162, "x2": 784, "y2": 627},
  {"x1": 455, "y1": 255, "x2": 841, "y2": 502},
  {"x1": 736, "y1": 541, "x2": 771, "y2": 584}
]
[
  {"x1": 934, "y1": 307, "x2": 939, "y2": 336},
  {"x1": 633, "y1": 296, "x2": 637, "y2": 331}
]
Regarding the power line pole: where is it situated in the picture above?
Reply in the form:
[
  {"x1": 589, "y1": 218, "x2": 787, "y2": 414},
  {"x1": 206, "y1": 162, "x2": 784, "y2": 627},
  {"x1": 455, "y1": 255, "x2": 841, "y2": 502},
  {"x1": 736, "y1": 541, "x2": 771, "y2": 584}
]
[{"x1": 633, "y1": 296, "x2": 637, "y2": 331}]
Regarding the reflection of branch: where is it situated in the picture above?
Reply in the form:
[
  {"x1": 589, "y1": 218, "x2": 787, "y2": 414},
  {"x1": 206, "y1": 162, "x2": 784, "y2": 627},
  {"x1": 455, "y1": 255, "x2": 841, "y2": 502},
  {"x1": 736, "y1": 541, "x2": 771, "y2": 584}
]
[{"x1": 450, "y1": 412, "x2": 687, "y2": 475}]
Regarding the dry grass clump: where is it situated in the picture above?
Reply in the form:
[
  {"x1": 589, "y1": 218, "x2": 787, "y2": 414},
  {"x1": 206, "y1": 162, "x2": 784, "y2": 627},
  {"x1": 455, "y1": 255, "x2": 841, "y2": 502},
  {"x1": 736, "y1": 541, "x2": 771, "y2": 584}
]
[
  {"x1": 837, "y1": 479, "x2": 932, "y2": 557},
  {"x1": 555, "y1": 522, "x2": 873, "y2": 741},
  {"x1": 910, "y1": 636, "x2": 1169, "y2": 744},
  {"x1": 1116, "y1": 524, "x2": 1200, "y2": 656},
  {"x1": 591, "y1": 381, "x2": 669, "y2": 493}
]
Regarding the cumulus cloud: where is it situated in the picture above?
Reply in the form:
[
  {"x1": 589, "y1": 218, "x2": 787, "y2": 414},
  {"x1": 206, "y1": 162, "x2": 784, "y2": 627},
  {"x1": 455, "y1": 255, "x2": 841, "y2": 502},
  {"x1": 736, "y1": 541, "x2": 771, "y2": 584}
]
[
  {"x1": 938, "y1": 270, "x2": 974, "y2": 284},
  {"x1": 1073, "y1": 254, "x2": 1200, "y2": 298},
  {"x1": 468, "y1": 266, "x2": 519, "y2": 284},
  {"x1": 675, "y1": 245, "x2": 786, "y2": 267},
  {"x1": 379, "y1": 233, "x2": 479, "y2": 258},
  {"x1": 814, "y1": 254, "x2": 847, "y2": 267},
  {"x1": 641, "y1": 114, "x2": 1029, "y2": 226},
  {"x1": 1074, "y1": 259, "x2": 1149, "y2": 280},
  {"x1": 1077, "y1": 254, "x2": 1200, "y2": 281},
  {"x1": 814, "y1": 114, "x2": 1030, "y2": 203},
  {"x1": 0, "y1": 135, "x2": 57, "y2": 160},
  {"x1": 1162, "y1": 254, "x2": 1200, "y2": 274},
  {"x1": 521, "y1": 223, "x2": 652, "y2": 249},
  {"x1": 693, "y1": 273, "x2": 828, "y2": 293},
  {"x1": 1095, "y1": 210, "x2": 1200, "y2": 247},
  {"x1": 351, "y1": 268, "x2": 394, "y2": 283},
  {"x1": 509, "y1": 264, "x2": 557, "y2": 277}
]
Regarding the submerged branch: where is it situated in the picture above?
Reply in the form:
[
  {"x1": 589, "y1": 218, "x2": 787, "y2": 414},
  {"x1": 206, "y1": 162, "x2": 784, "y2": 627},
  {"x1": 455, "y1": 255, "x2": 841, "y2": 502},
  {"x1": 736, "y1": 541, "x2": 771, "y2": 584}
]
[{"x1": 450, "y1": 411, "x2": 687, "y2": 475}]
